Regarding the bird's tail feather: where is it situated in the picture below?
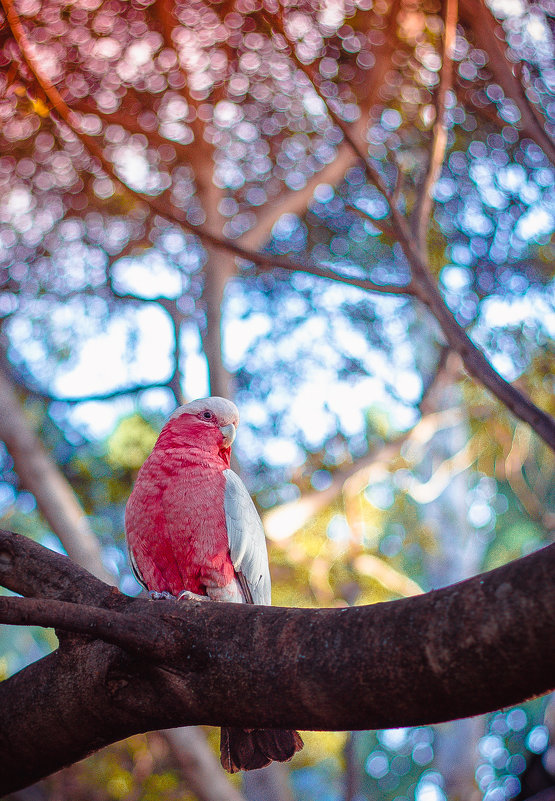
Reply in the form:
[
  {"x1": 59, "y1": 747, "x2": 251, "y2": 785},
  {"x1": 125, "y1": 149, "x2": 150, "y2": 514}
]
[{"x1": 220, "y1": 726, "x2": 304, "y2": 773}]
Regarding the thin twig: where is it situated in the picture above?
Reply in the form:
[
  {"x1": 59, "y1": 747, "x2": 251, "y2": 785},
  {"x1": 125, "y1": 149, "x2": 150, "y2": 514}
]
[
  {"x1": 415, "y1": 0, "x2": 458, "y2": 251},
  {"x1": 24, "y1": 380, "x2": 177, "y2": 405}
]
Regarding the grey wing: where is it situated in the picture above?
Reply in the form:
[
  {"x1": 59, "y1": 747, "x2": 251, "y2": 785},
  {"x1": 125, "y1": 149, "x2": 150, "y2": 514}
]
[
  {"x1": 223, "y1": 469, "x2": 271, "y2": 606},
  {"x1": 128, "y1": 544, "x2": 148, "y2": 590}
]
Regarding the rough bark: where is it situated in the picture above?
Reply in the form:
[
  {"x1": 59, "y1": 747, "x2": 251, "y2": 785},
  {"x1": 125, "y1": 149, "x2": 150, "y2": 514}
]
[{"x1": 0, "y1": 529, "x2": 554, "y2": 793}]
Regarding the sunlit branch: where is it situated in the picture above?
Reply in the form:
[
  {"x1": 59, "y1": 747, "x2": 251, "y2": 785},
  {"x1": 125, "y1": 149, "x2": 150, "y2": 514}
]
[
  {"x1": 505, "y1": 425, "x2": 554, "y2": 529},
  {"x1": 405, "y1": 434, "x2": 477, "y2": 504},
  {"x1": 349, "y1": 552, "x2": 424, "y2": 599},
  {"x1": 264, "y1": 407, "x2": 462, "y2": 542},
  {"x1": 415, "y1": 0, "x2": 458, "y2": 251}
]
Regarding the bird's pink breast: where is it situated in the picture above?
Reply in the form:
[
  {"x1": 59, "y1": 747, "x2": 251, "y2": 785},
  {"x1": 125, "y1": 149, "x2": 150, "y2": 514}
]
[{"x1": 125, "y1": 447, "x2": 235, "y2": 596}]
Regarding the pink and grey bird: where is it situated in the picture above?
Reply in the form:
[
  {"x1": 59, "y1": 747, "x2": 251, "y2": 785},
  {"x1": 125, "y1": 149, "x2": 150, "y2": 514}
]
[{"x1": 125, "y1": 396, "x2": 303, "y2": 772}]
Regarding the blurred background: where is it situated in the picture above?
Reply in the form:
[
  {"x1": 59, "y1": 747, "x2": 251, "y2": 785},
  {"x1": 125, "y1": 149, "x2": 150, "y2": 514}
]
[{"x1": 0, "y1": 0, "x2": 554, "y2": 798}]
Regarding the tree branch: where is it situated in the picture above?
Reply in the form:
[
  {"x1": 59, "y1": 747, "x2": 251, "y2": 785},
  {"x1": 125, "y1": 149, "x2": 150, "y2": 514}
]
[
  {"x1": 0, "y1": 529, "x2": 554, "y2": 792},
  {"x1": 2, "y1": 0, "x2": 411, "y2": 302},
  {"x1": 459, "y1": 0, "x2": 555, "y2": 166},
  {"x1": 0, "y1": 528, "x2": 115, "y2": 604},
  {"x1": 238, "y1": 142, "x2": 359, "y2": 251},
  {"x1": 415, "y1": 0, "x2": 458, "y2": 249},
  {"x1": 164, "y1": 727, "x2": 248, "y2": 801},
  {"x1": 26, "y1": 380, "x2": 176, "y2": 405}
]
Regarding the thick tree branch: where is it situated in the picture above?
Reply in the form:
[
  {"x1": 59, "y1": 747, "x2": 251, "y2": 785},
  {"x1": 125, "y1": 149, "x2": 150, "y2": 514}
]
[
  {"x1": 0, "y1": 529, "x2": 554, "y2": 793},
  {"x1": 0, "y1": 528, "x2": 115, "y2": 604},
  {"x1": 0, "y1": 521, "x2": 248, "y2": 801}
]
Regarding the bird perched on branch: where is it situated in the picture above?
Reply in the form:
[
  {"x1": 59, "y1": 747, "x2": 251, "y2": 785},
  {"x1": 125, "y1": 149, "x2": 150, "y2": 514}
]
[{"x1": 125, "y1": 396, "x2": 303, "y2": 772}]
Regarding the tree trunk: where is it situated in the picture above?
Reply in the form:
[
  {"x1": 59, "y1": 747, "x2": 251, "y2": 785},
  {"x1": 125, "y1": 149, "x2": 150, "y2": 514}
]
[{"x1": 0, "y1": 364, "x2": 113, "y2": 584}]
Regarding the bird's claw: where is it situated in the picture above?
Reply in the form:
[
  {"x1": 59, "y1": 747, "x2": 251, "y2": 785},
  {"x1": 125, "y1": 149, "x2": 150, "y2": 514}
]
[
  {"x1": 148, "y1": 590, "x2": 176, "y2": 600},
  {"x1": 177, "y1": 590, "x2": 209, "y2": 602}
]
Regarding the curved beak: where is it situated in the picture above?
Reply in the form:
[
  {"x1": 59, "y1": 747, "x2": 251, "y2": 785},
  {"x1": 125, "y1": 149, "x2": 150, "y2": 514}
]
[{"x1": 219, "y1": 423, "x2": 236, "y2": 449}]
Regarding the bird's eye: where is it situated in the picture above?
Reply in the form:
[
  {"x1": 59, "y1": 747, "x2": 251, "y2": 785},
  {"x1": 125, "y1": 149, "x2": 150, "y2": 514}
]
[{"x1": 202, "y1": 411, "x2": 213, "y2": 420}]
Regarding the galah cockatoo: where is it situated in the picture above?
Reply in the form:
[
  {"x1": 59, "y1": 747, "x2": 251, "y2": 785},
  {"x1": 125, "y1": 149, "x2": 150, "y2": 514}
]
[{"x1": 125, "y1": 396, "x2": 303, "y2": 772}]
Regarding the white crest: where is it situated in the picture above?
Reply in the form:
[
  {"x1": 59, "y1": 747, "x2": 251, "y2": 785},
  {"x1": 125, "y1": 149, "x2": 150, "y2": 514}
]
[{"x1": 169, "y1": 396, "x2": 240, "y2": 425}]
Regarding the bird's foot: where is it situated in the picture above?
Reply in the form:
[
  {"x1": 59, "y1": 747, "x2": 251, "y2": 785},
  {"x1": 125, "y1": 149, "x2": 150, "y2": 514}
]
[
  {"x1": 148, "y1": 590, "x2": 176, "y2": 601},
  {"x1": 177, "y1": 590, "x2": 209, "y2": 602}
]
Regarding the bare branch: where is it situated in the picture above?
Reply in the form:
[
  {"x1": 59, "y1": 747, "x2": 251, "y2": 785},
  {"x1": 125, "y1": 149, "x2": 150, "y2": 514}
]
[
  {"x1": 394, "y1": 234, "x2": 555, "y2": 450},
  {"x1": 0, "y1": 529, "x2": 554, "y2": 793},
  {"x1": 415, "y1": 0, "x2": 458, "y2": 250},
  {"x1": 239, "y1": 143, "x2": 359, "y2": 251},
  {"x1": 26, "y1": 380, "x2": 176, "y2": 405}
]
